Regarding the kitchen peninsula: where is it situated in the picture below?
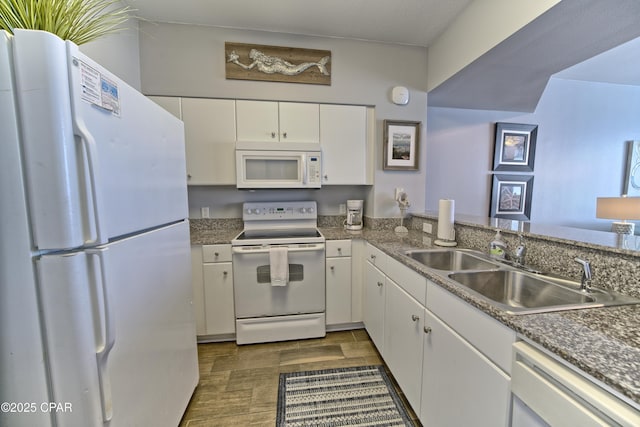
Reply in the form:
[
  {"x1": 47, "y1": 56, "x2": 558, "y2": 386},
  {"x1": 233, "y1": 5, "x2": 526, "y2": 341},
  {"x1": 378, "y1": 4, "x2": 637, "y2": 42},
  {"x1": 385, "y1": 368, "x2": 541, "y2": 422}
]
[{"x1": 190, "y1": 213, "x2": 640, "y2": 416}]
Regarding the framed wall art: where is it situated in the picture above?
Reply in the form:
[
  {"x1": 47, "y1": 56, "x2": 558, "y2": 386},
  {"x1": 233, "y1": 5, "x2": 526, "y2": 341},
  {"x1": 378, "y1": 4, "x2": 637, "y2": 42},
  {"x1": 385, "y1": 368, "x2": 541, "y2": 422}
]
[
  {"x1": 623, "y1": 140, "x2": 640, "y2": 197},
  {"x1": 493, "y1": 122, "x2": 538, "y2": 172},
  {"x1": 490, "y1": 174, "x2": 534, "y2": 220},
  {"x1": 225, "y1": 42, "x2": 331, "y2": 85},
  {"x1": 383, "y1": 120, "x2": 420, "y2": 171}
]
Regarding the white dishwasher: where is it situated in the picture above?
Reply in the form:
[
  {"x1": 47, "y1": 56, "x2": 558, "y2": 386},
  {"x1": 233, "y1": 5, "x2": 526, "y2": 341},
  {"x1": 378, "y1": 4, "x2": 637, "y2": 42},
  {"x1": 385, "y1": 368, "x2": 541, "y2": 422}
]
[{"x1": 511, "y1": 341, "x2": 640, "y2": 427}]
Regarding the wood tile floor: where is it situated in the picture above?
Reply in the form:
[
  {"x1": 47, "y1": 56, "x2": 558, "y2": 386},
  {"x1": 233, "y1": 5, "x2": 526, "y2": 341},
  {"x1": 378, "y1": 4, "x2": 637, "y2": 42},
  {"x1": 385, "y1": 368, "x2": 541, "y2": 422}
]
[{"x1": 179, "y1": 329, "x2": 420, "y2": 426}]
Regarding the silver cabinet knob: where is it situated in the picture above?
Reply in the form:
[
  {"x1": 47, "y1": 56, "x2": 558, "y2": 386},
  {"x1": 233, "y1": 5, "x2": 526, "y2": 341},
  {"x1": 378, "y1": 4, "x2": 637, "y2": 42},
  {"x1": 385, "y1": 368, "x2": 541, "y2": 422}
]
[
  {"x1": 377, "y1": 281, "x2": 383, "y2": 287},
  {"x1": 411, "y1": 315, "x2": 420, "y2": 322},
  {"x1": 283, "y1": 132, "x2": 287, "y2": 138},
  {"x1": 187, "y1": 174, "x2": 192, "y2": 180},
  {"x1": 271, "y1": 132, "x2": 276, "y2": 138},
  {"x1": 370, "y1": 254, "x2": 376, "y2": 260},
  {"x1": 330, "y1": 266, "x2": 335, "y2": 271},
  {"x1": 424, "y1": 326, "x2": 432, "y2": 334},
  {"x1": 223, "y1": 271, "x2": 228, "y2": 276},
  {"x1": 214, "y1": 252, "x2": 219, "y2": 257}
]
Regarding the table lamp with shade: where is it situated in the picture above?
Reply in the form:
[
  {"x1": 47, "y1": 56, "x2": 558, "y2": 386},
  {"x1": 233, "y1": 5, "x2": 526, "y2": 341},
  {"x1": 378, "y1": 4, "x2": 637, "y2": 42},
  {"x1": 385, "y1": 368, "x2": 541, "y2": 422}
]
[{"x1": 596, "y1": 196, "x2": 640, "y2": 235}]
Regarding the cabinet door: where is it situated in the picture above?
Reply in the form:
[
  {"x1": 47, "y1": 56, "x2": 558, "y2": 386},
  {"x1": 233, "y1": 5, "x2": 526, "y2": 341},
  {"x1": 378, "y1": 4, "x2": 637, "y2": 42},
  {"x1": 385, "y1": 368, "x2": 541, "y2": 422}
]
[
  {"x1": 148, "y1": 96, "x2": 182, "y2": 119},
  {"x1": 236, "y1": 100, "x2": 279, "y2": 142},
  {"x1": 279, "y1": 102, "x2": 319, "y2": 143},
  {"x1": 363, "y1": 261, "x2": 386, "y2": 355},
  {"x1": 384, "y1": 280, "x2": 424, "y2": 415},
  {"x1": 190, "y1": 246, "x2": 206, "y2": 336},
  {"x1": 320, "y1": 104, "x2": 367, "y2": 184},
  {"x1": 326, "y1": 257, "x2": 352, "y2": 325},
  {"x1": 421, "y1": 309, "x2": 511, "y2": 427},
  {"x1": 203, "y1": 262, "x2": 235, "y2": 335},
  {"x1": 181, "y1": 98, "x2": 236, "y2": 185}
]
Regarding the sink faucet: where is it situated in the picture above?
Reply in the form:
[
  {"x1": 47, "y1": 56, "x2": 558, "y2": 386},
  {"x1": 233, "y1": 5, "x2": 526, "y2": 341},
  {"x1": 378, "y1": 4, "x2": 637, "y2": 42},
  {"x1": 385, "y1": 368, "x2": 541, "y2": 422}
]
[
  {"x1": 512, "y1": 235, "x2": 527, "y2": 266},
  {"x1": 574, "y1": 258, "x2": 592, "y2": 291}
]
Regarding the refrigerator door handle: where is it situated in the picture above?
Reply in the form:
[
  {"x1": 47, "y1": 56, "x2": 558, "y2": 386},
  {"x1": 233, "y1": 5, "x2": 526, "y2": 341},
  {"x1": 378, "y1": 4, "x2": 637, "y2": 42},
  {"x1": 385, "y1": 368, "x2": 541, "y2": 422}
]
[
  {"x1": 88, "y1": 247, "x2": 116, "y2": 422},
  {"x1": 75, "y1": 117, "x2": 107, "y2": 245}
]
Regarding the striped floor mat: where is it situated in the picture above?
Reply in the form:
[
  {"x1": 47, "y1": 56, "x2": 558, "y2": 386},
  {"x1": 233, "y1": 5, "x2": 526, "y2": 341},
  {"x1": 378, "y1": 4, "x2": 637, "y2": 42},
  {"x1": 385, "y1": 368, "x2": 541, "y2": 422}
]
[{"x1": 277, "y1": 365, "x2": 416, "y2": 426}]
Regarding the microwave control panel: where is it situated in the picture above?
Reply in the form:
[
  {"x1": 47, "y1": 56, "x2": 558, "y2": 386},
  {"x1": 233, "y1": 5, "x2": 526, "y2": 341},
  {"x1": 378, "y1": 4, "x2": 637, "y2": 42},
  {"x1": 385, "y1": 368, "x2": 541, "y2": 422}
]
[{"x1": 307, "y1": 155, "x2": 321, "y2": 185}]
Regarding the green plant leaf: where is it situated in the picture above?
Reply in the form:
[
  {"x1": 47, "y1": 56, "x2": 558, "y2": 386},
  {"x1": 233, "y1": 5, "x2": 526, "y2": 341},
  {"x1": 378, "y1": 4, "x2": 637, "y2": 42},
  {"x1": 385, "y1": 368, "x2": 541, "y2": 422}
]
[{"x1": 0, "y1": 0, "x2": 131, "y2": 45}]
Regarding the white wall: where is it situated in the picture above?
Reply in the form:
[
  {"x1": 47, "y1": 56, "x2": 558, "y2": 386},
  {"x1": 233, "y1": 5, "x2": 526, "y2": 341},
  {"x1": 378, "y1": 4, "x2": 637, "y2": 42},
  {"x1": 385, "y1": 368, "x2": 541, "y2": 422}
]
[
  {"x1": 138, "y1": 21, "x2": 428, "y2": 219},
  {"x1": 426, "y1": 77, "x2": 640, "y2": 231},
  {"x1": 79, "y1": 15, "x2": 141, "y2": 90},
  {"x1": 427, "y1": 0, "x2": 559, "y2": 91}
]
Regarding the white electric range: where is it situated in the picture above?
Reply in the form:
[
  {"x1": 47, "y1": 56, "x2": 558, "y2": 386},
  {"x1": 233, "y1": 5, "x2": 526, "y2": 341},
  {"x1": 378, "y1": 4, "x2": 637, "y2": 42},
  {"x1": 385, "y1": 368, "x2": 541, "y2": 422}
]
[{"x1": 231, "y1": 201, "x2": 326, "y2": 344}]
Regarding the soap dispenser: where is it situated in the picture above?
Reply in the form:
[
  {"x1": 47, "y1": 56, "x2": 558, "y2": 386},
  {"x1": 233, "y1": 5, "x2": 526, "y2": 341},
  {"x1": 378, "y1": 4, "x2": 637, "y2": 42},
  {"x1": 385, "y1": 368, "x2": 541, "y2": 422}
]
[{"x1": 489, "y1": 230, "x2": 507, "y2": 259}]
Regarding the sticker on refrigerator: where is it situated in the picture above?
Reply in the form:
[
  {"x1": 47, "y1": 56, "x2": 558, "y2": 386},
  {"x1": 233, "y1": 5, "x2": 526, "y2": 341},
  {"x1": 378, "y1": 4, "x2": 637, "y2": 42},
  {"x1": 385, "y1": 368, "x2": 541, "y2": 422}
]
[{"x1": 77, "y1": 59, "x2": 121, "y2": 116}]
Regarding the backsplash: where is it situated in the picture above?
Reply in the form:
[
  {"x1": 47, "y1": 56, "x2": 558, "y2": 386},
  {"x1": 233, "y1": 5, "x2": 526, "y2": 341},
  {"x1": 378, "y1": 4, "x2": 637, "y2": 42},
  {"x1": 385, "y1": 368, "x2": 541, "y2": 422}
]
[
  {"x1": 190, "y1": 218, "x2": 243, "y2": 232},
  {"x1": 190, "y1": 214, "x2": 640, "y2": 298}
]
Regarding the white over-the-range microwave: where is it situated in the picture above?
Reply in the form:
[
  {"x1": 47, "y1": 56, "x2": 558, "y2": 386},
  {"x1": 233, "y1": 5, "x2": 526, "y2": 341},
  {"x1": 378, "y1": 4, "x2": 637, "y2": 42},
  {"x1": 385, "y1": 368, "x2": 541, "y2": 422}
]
[{"x1": 235, "y1": 142, "x2": 322, "y2": 189}]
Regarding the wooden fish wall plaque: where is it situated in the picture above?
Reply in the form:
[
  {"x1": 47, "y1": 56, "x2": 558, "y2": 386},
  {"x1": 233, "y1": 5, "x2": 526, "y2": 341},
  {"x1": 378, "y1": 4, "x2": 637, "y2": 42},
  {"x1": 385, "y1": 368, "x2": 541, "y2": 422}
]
[{"x1": 225, "y1": 42, "x2": 331, "y2": 85}]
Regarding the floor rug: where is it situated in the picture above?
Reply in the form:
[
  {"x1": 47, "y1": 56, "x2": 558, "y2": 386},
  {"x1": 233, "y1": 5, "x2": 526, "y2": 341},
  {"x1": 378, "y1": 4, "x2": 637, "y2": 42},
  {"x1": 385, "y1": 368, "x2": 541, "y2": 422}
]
[{"x1": 277, "y1": 365, "x2": 416, "y2": 426}]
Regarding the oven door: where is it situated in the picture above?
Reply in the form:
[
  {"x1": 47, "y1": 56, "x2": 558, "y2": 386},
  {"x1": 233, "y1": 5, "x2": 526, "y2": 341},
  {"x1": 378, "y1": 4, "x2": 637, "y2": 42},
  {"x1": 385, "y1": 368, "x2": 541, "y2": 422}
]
[{"x1": 232, "y1": 243, "x2": 325, "y2": 318}]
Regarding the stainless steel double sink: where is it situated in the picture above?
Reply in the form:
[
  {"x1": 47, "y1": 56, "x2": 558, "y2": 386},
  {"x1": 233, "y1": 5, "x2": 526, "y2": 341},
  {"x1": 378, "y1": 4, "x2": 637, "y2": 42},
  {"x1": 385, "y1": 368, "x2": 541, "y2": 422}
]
[{"x1": 404, "y1": 249, "x2": 640, "y2": 315}]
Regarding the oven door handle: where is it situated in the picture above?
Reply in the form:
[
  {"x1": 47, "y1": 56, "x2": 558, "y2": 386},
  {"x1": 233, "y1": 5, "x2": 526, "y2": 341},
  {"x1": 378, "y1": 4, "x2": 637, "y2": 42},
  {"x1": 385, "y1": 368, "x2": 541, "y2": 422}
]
[{"x1": 232, "y1": 244, "x2": 325, "y2": 254}]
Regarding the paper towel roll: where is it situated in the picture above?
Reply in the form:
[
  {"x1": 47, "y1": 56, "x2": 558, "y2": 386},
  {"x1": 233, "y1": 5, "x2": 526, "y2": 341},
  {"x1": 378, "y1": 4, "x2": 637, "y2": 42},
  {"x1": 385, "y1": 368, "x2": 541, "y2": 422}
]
[{"x1": 437, "y1": 199, "x2": 455, "y2": 241}]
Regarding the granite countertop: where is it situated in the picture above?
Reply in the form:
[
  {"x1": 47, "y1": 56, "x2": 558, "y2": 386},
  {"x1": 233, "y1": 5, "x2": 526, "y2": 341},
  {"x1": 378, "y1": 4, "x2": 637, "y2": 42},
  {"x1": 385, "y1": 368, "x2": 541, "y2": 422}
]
[{"x1": 190, "y1": 225, "x2": 640, "y2": 406}]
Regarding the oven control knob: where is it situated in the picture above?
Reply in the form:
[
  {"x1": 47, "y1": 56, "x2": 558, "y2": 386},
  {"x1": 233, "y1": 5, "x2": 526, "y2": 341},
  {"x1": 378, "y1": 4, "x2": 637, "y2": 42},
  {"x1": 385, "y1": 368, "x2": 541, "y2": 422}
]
[
  {"x1": 308, "y1": 207, "x2": 315, "y2": 213},
  {"x1": 254, "y1": 209, "x2": 261, "y2": 214},
  {"x1": 299, "y1": 208, "x2": 307, "y2": 213},
  {"x1": 245, "y1": 208, "x2": 253, "y2": 215}
]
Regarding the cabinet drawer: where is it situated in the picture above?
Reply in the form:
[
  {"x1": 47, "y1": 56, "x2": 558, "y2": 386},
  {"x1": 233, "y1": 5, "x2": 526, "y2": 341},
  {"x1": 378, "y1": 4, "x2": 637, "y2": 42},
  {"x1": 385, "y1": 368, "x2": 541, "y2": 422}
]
[
  {"x1": 202, "y1": 244, "x2": 232, "y2": 263},
  {"x1": 385, "y1": 256, "x2": 427, "y2": 306},
  {"x1": 426, "y1": 281, "x2": 515, "y2": 374},
  {"x1": 365, "y1": 243, "x2": 388, "y2": 270},
  {"x1": 326, "y1": 240, "x2": 352, "y2": 257}
]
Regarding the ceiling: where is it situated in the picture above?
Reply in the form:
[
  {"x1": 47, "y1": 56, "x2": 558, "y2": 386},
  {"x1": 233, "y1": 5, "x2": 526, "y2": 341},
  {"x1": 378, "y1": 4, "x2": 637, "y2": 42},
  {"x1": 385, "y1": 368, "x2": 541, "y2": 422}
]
[
  {"x1": 125, "y1": 0, "x2": 640, "y2": 97},
  {"x1": 123, "y1": 0, "x2": 473, "y2": 47},
  {"x1": 554, "y1": 35, "x2": 640, "y2": 86}
]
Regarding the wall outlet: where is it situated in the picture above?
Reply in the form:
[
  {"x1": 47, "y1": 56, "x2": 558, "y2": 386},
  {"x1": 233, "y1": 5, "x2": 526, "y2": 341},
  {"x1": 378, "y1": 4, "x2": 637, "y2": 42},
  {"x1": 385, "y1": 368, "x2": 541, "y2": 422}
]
[
  {"x1": 201, "y1": 207, "x2": 210, "y2": 218},
  {"x1": 423, "y1": 222, "x2": 433, "y2": 234},
  {"x1": 339, "y1": 203, "x2": 346, "y2": 214}
]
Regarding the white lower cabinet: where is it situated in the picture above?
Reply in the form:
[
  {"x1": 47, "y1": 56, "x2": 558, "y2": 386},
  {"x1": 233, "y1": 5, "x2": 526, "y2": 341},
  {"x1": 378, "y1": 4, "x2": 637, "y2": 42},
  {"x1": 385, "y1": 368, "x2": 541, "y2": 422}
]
[
  {"x1": 363, "y1": 260, "x2": 386, "y2": 354},
  {"x1": 190, "y1": 245, "x2": 206, "y2": 336},
  {"x1": 201, "y1": 244, "x2": 235, "y2": 337},
  {"x1": 420, "y1": 308, "x2": 511, "y2": 426},
  {"x1": 383, "y1": 279, "x2": 424, "y2": 413},
  {"x1": 203, "y1": 262, "x2": 235, "y2": 335},
  {"x1": 326, "y1": 240, "x2": 352, "y2": 326},
  {"x1": 362, "y1": 243, "x2": 514, "y2": 425}
]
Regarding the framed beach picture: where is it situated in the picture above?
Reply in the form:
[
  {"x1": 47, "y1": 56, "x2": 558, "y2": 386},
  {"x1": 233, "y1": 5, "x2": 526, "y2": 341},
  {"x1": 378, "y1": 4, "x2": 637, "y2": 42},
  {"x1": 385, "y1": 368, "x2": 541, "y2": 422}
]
[
  {"x1": 493, "y1": 122, "x2": 538, "y2": 172},
  {"x1": 383, "y1": 120, "x2": 420, "y2": 170},
  {"x1": 490, "y1": 174, "x2": 534, "y2": 220},
  {"x1": 624, "y1": 140, "x2": 640, "y2": 197}
]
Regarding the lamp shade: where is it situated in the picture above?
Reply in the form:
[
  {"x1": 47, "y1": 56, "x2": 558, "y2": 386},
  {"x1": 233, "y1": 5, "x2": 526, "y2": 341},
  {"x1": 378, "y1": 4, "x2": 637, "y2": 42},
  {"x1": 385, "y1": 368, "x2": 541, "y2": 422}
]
[{"x1": 596, "y1": 197, "x2": 640, "y2": 220}]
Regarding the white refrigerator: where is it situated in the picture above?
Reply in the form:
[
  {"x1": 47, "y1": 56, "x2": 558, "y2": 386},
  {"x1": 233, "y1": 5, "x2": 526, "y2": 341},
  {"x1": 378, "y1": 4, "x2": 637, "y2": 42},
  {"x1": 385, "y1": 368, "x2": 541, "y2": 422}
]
[{"x1": 0, "y1": 29, "x2": 198, "y2": 426}]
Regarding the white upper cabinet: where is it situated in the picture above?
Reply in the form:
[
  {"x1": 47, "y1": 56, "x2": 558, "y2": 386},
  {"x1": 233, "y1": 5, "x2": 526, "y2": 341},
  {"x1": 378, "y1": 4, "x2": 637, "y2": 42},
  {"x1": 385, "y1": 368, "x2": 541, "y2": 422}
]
[
  {"x1": 319, "y1": 104, "x2": 370, "y2": 185},
  {"x1": 236, "y1": 100, "x2": 319, "y2": 143},
  {"x1": 148, "y1": 96, "x2": 182, "y2": 119},
  {"x1": 278, "y1": 102, "x2": 319, "y2": 143},
  {"x1": 181, "y1": 98, "x2": 237, "y2": 185}
]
